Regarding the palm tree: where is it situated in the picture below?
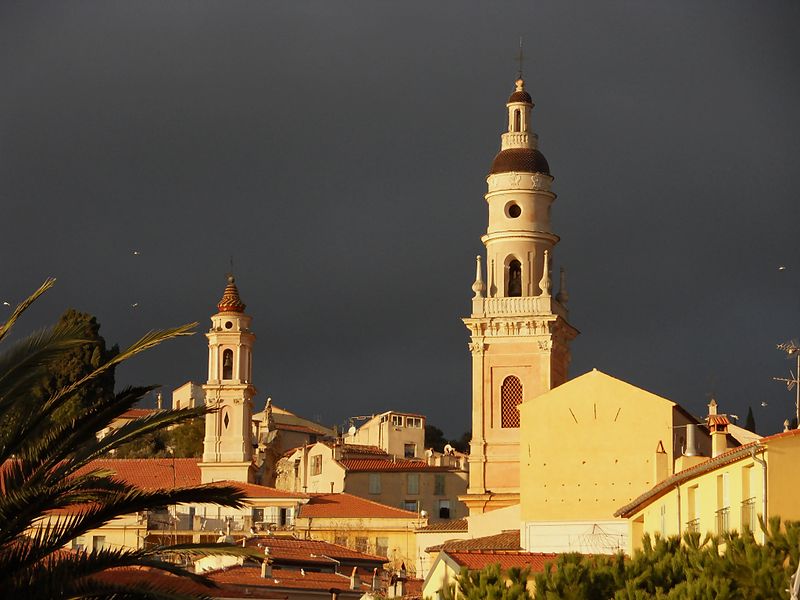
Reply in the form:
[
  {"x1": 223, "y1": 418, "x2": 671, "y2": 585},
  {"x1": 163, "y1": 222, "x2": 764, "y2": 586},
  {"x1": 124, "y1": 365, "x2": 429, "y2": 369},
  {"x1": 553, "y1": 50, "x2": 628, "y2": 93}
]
[{"x1": 0, "y1": 279, "x2": 253, "y2": 598}]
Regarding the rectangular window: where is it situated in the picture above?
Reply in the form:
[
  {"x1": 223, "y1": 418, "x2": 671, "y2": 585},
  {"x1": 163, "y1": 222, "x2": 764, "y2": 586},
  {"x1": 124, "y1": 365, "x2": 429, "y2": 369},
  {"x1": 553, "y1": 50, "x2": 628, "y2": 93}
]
[
  {"x1": 71, "y1": 535, "x2": 87, "y2": 551},
  {"x1": 355, "y1": 536, "x2": 369, "y2": 553},
  {"x1": 369, "y1": 473, "x2": 381, "y2": 494},
  {"x1": 404, "y1": 443, "x2": 417, "y2": 459},
  {"x1": 402, "y1": 500, "x2": 418, "y2": 512},
  {"x1": 407, "y1": 473, "x2": 419, "y2": 495},
  {"x1": 92, "y1": 536, "x2": 106, "y2": 551},
  {"x1": 659, "y1": 504, "x2": 666, "y2": 537},
  {"x1": 334, "y1": 534, "x2": 348, "y2": 547},
  {"x1": 376, "y1": 536, "x2": 389, "y2": 557},
  {"x1": 391, "y1": 415, "x2": 404, "y2": 427},
  {"x1": 434, "y1": 474, "x2": 445, "y2": 496},
  {"x1": 252, "y1": 508, "x2": 264, "y2": 525},
  {"x1": 406, "y1": 417, "x2": 422, "y2": 428},
  {"x1": 438, "y1": 500, "x2": 451, "y2": 519},
  {"x1": 310, "y1": 454, "x2": 322, "y2": 476}
]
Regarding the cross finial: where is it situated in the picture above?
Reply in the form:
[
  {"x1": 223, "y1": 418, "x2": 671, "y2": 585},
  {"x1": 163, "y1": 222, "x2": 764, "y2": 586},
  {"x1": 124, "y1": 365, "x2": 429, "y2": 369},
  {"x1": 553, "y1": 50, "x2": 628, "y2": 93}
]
[{"x1": 516, "y1": 37, "x2": 524, "y2": 79}]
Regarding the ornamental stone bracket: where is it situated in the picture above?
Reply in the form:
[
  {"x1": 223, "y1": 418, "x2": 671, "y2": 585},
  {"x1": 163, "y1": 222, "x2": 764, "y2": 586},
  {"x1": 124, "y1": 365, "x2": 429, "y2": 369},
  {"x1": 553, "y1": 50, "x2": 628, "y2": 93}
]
[{"x1": 468, "y1": 342, "x2": 487, "y2": 355}]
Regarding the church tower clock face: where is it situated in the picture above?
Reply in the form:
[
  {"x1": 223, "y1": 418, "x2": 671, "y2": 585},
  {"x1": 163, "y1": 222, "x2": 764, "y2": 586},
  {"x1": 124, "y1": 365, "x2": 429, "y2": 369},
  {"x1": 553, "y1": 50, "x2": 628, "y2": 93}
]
[{"x1": 460, "y1": 76, "x2": 578, "y2": 516}]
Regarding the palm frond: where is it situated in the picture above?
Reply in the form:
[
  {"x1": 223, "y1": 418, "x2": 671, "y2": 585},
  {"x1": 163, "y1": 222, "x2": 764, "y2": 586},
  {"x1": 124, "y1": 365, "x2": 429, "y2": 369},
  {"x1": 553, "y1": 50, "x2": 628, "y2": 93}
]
[{"x1": 0, "y1": 278, "x2": 56, "y2": 343}]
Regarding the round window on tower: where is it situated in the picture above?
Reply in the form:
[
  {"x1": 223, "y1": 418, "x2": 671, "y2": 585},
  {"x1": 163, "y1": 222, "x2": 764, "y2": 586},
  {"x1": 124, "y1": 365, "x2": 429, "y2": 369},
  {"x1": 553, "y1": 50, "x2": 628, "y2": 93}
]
[
  {"x1": 224, "y1": 321, "x2": 233, "y2": 329},
  {"x1": 506, "y1": 202, "x2": 522, "y2": 218}
]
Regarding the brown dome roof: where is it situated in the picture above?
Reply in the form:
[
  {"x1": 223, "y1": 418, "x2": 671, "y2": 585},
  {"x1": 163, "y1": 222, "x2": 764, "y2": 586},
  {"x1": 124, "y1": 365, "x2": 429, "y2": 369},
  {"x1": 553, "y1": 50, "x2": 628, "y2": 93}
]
[
  {"x1": 508, "y1": 89, "x2": 532, "y2": 104},
  {"x1": 217, "y1": 276, "x2": 246, "y2": 313},
  {"x1": 489, "y1": 148, "x2": 550, "y2": 175}
]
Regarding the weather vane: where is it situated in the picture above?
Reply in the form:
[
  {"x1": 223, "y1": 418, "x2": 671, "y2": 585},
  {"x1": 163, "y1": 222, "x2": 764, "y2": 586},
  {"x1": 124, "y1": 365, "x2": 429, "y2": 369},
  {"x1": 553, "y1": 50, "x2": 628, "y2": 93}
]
[
  {"x1": 227, "y1": 256, "x2": 235, "y2": 279},
  {"x1": 516, "y1": 36, "x2": 524, "y2": 79}
]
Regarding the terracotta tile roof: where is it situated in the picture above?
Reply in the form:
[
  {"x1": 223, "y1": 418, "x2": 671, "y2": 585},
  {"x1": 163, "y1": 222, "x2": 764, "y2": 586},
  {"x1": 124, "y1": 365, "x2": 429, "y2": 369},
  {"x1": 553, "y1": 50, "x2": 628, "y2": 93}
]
[
  {"x1": 615, "y1": 428, "x2": 800, "y2": 518},
  {"x1": 417, "y1": 519, "x2": 468, "y2": 533},
  {"x1": 118, "y1": 408, "x2": 158, "y2": 419},
  {"x1": 446, "y1": 550, "x2": 557, "y2": 573},
  {"x1": 338, "y1": 459, "x2": 453, "y2": 472},
  {"x1": 299, "y1": 493, "x2": 419, "y2": 520},
  {"x1": 427, "y1": 530, "x2": 520, "y2": 553},
  {"x1": 404, "y1": 578, "x2": 424, "y2": 598},
  {"x1": 340, "y1": 444, "x2": 389, "y2": 456},
  {"x1": 76, "y1": 458, "x2": 201, "y2": 489},
  {"x1": 210, "y1": 566, "x2": 372, "y2": 594},
  {"x1": 218, "y1": 481, "x2": 308, "y2": 500},
  {"x1": 245, "y1": 535, "x2": 388, "y2": 565},
  {"x1": 275, "y1": 422, "x2": 329, "y2": 435}
]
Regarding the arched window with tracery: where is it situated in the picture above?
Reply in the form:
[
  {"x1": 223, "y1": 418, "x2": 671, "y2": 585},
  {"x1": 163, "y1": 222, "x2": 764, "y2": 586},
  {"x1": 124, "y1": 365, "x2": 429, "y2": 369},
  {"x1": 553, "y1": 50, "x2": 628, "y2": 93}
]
[
  {"x1": 222, "y1": 349, "x2": 233, "y2": 380},
  {"x1": 508, "y1": 260, "x2": 522, "y2": 297},
  {"x1": 500, "y1": 376, "x2": 523, "y2": 428}
]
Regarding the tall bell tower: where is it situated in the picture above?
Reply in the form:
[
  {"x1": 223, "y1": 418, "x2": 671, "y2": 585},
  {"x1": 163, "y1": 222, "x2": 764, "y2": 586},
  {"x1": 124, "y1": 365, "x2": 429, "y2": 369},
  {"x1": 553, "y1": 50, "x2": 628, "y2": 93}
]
[
  {"x1": 199, "y1": 275, "x2": 256, "y2": 484},
  {"x1": 460, "y1": 77, "x2": 578, "y2": 515}
]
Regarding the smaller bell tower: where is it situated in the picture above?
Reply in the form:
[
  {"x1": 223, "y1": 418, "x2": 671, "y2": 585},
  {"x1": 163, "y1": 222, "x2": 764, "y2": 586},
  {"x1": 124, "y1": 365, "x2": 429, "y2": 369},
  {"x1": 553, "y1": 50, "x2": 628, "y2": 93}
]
[{"x1": 199, "y1": 275, "x2": 256, "y2": 484}]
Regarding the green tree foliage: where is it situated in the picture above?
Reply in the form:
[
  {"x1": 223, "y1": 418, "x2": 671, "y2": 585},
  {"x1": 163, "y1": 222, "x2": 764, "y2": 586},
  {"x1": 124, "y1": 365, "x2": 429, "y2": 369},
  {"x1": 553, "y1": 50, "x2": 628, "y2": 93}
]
[
  {"x1": 114, "y1": 417, "x2": 204, "y2": 459},
  {"x1": 33, "y1": 309, "x2": 119, "y2": 423},
  {"x1": 424, "y1": 424, "x2": 471, "y2": 453},
  {"x1": 0, "y1": 279, "x2": 254, "y2": 598},
  {"x1": 744, "y1": 406, "x2": 757, "y2": 433},
  {"x1": 456, "y1": 564, "x2": 532, "y2": 600},
  {"x1": 534, "y1": 519, "x2": 800, "y2": 600}
]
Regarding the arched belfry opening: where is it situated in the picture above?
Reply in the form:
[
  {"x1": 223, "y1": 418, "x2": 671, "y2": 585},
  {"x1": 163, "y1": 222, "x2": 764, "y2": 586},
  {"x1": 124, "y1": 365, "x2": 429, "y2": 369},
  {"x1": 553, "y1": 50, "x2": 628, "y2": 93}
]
[
  {"x1": 508, "y1": 259, "x2": 522, "y2": 297},
  {"x1": 500, "y1": 376, "x2": 523, "y2": 428},
  {"x1": 222, "y1": 349, "x2": 233, "y2": 380},
  {"x1": 514, "y1": 109, "x2": 521, "y2": 132}
]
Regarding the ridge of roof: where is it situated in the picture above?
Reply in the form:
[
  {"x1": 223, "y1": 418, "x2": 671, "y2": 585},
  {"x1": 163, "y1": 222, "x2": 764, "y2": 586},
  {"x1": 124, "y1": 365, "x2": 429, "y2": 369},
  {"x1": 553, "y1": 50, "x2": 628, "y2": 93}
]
[{"x1": 300, "y1": 493, "x2": 420, "y2": 519}]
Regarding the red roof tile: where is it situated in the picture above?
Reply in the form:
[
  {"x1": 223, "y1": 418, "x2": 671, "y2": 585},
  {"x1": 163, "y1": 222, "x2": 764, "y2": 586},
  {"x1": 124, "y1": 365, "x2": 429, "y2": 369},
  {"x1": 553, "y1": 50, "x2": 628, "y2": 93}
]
[
  {"x1": 210, "y1": 566, "x2": 372, "y2": 594},
  {"x1": 417, "y1": 519, "x2": 468, "y2": 533},
  {"x1": 299, "y1": 493, "x2": 419, "y2": 519},
  {"x1": 76, "y1": 458, "x2": 201, "y2": 489},
  {"x1": 446, "y1": 550, "x2": 557, "y2": 573},
  {"x1": 245, "y1": 536, "x2": 387, "y2": 564},
  {"x1": 276, "y1": 422, "x2": 329, "y2": 435},
  {"x1": 339, "y1": 459, "x2": 453, "y2": 472},
  {"x1": 427, "y1": 531, "x2": 520, "y2": 553},
  {"x1": 118, "y1": 408, "x2": 158, "y2": 419},
  {"x1": 217, "y1": 481, "x2": 308, "y2": 500}
]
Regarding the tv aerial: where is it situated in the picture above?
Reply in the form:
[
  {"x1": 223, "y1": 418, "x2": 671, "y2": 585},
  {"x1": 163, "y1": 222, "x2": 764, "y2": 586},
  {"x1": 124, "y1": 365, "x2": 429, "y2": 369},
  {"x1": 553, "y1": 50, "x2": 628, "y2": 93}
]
[{"x1": 773, "y1": 339, "x2": 800, "y2": 428}]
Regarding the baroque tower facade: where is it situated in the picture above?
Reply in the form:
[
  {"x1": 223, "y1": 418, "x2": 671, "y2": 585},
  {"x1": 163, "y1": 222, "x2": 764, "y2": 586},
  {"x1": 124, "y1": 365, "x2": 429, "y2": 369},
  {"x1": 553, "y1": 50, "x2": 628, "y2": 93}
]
[
  {"x1": 461, "y1": 78, "x2": 578, "y2": 515},
  {"x1": 199, "y1": 276, "x2": 256, "y2": 484}
]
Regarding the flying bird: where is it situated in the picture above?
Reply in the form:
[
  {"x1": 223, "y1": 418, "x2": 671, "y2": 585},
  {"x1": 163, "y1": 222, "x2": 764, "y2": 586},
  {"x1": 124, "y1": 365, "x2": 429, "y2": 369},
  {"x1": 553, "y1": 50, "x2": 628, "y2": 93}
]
[
  {"x1": 132, "y1": 250, "x2": 141, "y2": 255},
  {"x1": 761, "y1": 401, "x2": 768, "y2": 407},
  {"x1": 131, "y1": 303, "x2": 139, "y2": 309},
  {"x1": 778, "y1": 265, "x2": 787, "y2": 271},
  {"x1": 2, "y1": 301, "x2": 10, "y2": 307}
]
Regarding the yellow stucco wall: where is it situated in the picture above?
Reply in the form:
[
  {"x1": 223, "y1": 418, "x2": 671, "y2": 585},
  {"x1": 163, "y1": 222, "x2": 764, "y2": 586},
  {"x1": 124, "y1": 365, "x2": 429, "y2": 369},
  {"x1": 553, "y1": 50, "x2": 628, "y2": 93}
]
[{"x1": 519, "y1": 370, "x2": 686, "y2": 523}]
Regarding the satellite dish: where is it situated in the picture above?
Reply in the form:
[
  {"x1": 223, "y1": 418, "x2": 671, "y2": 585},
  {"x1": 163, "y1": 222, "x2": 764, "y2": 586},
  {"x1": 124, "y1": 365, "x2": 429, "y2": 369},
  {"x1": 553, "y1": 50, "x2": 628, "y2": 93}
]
[
  {"x1": 420, "y1": 510, "x2": 428, "y2": 518},
  {"x1": 443, "y1": 444, "x2": 454, "y2": 455},
  {"x1": 347, "y1": 425, "x2": 357, "y2": 436},
  {"x1": 425, "y1": 448, "x2": 433, "y2": 458}
]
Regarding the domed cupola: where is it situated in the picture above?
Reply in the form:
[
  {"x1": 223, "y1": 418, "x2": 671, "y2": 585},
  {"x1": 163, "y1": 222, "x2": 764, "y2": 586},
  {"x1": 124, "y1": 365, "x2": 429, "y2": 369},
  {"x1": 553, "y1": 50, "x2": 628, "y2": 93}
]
[{"x1": 488, "y1": 78, "x2": 550, "y2": 176}]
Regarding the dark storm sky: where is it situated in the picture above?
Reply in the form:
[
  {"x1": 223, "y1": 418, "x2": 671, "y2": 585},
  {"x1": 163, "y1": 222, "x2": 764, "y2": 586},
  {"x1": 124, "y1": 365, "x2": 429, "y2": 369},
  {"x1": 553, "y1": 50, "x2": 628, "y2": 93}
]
[{"x1": 1, "y1": 2, "x2": 798, "y2": 438}]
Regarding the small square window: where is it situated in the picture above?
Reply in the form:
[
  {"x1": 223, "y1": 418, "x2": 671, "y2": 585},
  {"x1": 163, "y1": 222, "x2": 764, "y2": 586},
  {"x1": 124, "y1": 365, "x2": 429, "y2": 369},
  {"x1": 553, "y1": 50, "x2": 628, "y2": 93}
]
[
  {"x1": 438, "y1": 500, "x2": 451, "y2": 519},
  {"x1": 391, "y1": 415, "x2": 404, "y2": 427},
  {"x1": 406, "y1": 417, "x2": 422, "y2": 428},
  {"x1": 402, "y1": 500, "x2": 418, "y2": 512}
]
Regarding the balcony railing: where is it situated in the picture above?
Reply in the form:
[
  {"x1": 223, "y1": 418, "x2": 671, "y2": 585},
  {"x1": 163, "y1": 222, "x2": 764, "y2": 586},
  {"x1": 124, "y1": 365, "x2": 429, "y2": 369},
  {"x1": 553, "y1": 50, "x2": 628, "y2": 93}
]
[
  {"x1": 715, "y1": 507, "x2": 730, "y2": 533},
  {"x1": 685, "y1": 518, "x2": 700, "y2": 533},
  {"x1": 741, "y1": 497, "x2": 757, "y2": 531}
]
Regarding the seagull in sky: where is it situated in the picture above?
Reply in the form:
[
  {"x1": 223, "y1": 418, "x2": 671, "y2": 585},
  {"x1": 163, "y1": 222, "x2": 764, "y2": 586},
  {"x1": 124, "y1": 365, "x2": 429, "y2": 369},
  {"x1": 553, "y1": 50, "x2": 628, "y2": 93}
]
[
  {"x1": 132, "y1": 250, "x2": 141, "y2": 256},
  {"x1": 131, "y1": 302, "x2": 139, "y2": 309},
  {"x1": 778, "y1": 265, "x2": 787, "y2": 271},
  {"x1": 761, "y1": 401, "x2": 768, "y2": 407},
  {"x1": 2, "y1": 301, "x2": 10, "y2": 307}
]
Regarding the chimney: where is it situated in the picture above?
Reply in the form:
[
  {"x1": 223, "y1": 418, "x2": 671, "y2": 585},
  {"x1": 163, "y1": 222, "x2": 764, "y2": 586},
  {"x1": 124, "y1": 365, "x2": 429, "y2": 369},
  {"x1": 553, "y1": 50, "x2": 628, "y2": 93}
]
[
  {"x1": 350, "y1": 567, "x2": 360, "y2": 590},
  {"x1": 156, "y1": 391, "x2": 163, "y2": 410},
  {"x1": 684, "y1": 424, "x2": 699, "y2": 457},
  {"x1": 261, "y1": 560, "x2": 272, "y2": 578},
  {"x1": 707, "y1": 398, "x2": 730, "y2": 458},
  {"x1": 372, "y1": 568, "x2": 378, "y2": 591},
  {"x1": 654, "y1": 441, "x2": 668, "y2": 483}
]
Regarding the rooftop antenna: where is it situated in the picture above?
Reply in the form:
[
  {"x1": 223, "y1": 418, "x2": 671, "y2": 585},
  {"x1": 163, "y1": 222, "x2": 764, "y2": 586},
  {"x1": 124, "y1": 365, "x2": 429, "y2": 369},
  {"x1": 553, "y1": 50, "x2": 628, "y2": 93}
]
[
  {"x1": 228, "y1": 256, "x2": 235, "y2": 278},
  {"x1": 773, "y1": 339, "x2": 800, "y2": 429},
  {"x1": 516, "y1": 36, "x2": 524, "y2": 79}
]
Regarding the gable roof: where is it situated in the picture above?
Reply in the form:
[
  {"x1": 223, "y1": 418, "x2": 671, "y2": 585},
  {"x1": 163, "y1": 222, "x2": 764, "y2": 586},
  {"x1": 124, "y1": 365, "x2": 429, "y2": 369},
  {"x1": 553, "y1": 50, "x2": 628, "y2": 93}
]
[
  {"x1": 299, "y1": 493, "x2": 419, "y2": 519},
  {"x1": 209, "y1": 566, "x2": 372, "y2": 595},
  {"x1": 615, "y1": 428, "x2": 800, "y2": 518}
]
